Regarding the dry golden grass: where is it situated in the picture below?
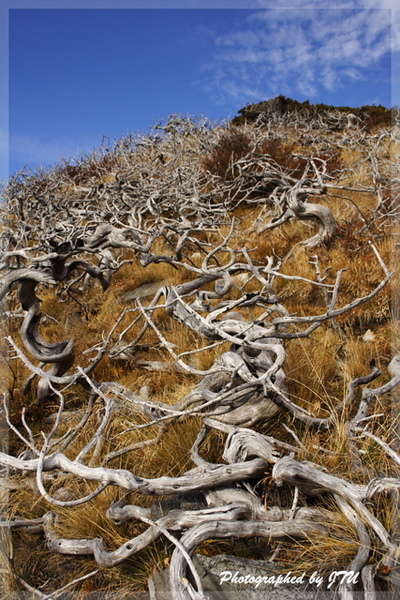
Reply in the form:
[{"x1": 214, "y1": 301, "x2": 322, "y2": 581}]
[
  {"x1": 0, "y1": 526, "x2": 17, "y2": 599},
  {"x1": 279, "y1": 514, "x2": 361, "y2": 578}
]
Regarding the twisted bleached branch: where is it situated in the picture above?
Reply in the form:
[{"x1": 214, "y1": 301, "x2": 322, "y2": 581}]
[
  {"x1": 0, "y1": 450, "x2": 269, "y2": 495},
  {"x1": 11, "y1": 275, "x2": 75, "y2": 404},
  {"x1": 272, "y1": 456, "x2": 399, "y2": 566},
  {"x1": 334, "y1": 495, "x2": 373, "y2": 600},
  {"x1": 43, "y1": 504, "x2": 250, "y2": 568},
  {"x1": 169, "y1": 517, "x2": 328, "y2": 600}
]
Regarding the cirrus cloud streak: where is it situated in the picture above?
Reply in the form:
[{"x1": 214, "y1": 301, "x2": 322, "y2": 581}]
[{"x1": 202, "y1": 6, "x2": 392, "y2": 106}]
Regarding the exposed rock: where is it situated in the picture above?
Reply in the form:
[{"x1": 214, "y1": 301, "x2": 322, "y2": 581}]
[{"x1": 148, "y1": 553, "x2": 319, "y2": 600}]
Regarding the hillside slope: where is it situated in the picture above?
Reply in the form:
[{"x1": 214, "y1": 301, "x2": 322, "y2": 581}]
[{"x1": 0, "y1": 99, "x2": 399, "y2": 599}]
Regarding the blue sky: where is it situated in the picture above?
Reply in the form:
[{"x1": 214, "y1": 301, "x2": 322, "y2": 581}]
[{"x1": 1, "y1": 1, "x2": 398, "y2": 181}]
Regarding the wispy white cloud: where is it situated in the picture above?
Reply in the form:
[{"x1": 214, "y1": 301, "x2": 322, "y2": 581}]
[
  {"x1": 202, "y1": 5, "x2": 393, "y2": 107},
  {"x1": 255, "y1": 0, "x2": 399, "y2": 49},
  {"x1": 9, "y1": 132, "x2": 100, "y2": 177}
]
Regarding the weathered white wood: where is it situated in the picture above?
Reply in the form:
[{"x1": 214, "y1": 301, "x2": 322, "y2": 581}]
[
  {"x1": 169, "y1": 517, "x2": 328, "y2": 600},
  {"x1": 257, "y1": 184, "x2": 337, "y2": 247},
  {"x1": 361, "y1": 564, "x2": 377, "y2": 600},
  {"x1": 43, "y1": 503, "x2": 249, "y2": 568},
  {"x1": 0, "y1": 450, "x2": 268, "y2": 495},
  {"x1": 334, "y1": 495, "x2": 372, "y2": 599},
  {"x1": 205, "y1": 486, "x2": 268, "y2": 520},
  {"x1": 272, "y1": 456, "x2": 400, "y2": 561},
  {"x1": 223, "y1": 427, "x2": 281, "y2": 464}
]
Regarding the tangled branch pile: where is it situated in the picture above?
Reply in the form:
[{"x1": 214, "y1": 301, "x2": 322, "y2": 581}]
[{"x1": 1, "y1": 101, "x2": 400, "y2": 599}]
